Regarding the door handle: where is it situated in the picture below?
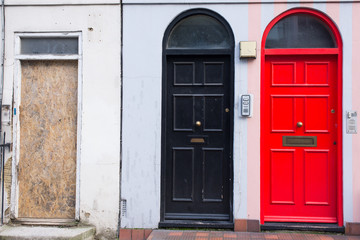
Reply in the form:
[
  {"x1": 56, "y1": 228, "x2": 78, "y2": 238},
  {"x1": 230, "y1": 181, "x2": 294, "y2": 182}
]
[
  {"x1": 297, "y1": 122, "x2": 303, "y2": 127},
  {"x1": 195, "y1": 121, "x2": 201, "y2": 127}
]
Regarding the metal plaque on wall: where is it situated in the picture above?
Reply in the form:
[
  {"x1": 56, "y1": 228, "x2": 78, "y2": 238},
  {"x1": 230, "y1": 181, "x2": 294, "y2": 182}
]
[{"x1": 346, "y1": 111, "x2": 357, "y2": 134}]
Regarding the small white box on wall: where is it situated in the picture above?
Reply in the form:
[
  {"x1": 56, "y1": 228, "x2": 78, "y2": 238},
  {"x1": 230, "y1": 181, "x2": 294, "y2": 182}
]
[
  {"x1": 1, "y1": 105, "x2": 11, "y2": 126},
  {"x1": 240, "y1": 41, "x2": 257, "y2": 58}
]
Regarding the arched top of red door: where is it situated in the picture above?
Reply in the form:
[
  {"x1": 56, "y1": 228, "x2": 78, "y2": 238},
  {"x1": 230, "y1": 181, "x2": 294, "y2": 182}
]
[{"x1": 261, "y1": 8, "x2": 342, "y2": 55}]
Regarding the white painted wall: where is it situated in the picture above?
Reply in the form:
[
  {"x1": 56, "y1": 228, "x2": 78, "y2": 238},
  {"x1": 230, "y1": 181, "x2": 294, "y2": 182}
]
[
  {"x1": 5, "y1": 0, "x2": 120, "y2": 5},
  {"x1": 121, "y1": 3, "x2": 254, "y2": 228},
  {"x1": 3, "y1": 4, "x2": 121, "y2": 238},
  {"x1": 0, "y1": 4, "x2": 3, "y2": 100},
  {"x1": 339, "y1": 2, "x2": 353, "y2": 223},
  {"x1": 122, "y1": 1, "x2": 356, "y2": 228},
  {"x1": 122, "y1": 0, "x2": 324, "y2": 4}
]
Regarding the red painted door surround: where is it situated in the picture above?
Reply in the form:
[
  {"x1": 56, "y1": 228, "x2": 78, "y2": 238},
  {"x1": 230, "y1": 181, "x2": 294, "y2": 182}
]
[{"x1": 261, "y1": 9, "x2": 343, "y2": 225}]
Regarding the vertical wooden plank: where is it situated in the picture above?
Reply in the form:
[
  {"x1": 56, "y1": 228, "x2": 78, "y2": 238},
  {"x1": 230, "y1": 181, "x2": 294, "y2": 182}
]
[{"x1": 18, "y1": 60, "x2": 77, "y2": 219}]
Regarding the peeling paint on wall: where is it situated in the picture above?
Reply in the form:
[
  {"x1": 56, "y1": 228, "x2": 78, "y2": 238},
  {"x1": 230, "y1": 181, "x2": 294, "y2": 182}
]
[{"x1": 3, "y1": 4, "x2": 121, "y2": 236}]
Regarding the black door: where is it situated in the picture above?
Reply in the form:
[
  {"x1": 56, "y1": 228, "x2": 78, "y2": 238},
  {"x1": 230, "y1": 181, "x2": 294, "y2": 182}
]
[{"x1": 163, "y1": 55, "x2": 232, "y2": 221}]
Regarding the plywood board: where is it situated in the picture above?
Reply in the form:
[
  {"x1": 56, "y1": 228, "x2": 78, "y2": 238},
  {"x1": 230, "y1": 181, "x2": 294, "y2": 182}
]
[
  {"x1": 4, "y1": 157, "x2": 12, "y2": 206},
  {"x1": 18, "y1": 60, "x2": 78, "y2": 219}
]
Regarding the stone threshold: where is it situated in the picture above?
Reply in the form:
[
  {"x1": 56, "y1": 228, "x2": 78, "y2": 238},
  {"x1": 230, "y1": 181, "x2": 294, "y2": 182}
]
[{"x1": 0, "y1": 225, "x2": 95, "y2": 240}]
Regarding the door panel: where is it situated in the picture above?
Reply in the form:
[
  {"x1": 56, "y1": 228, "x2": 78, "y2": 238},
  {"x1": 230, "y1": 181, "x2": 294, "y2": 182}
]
[
  {"x1": 204, "y1": 96, "x2": 223, "y2": 131},
  {"x1": 164, "y1": 55, "x2": 231, "y2": 221},
  {"x1": 270, "y1": 150, "x2": 295, "y2": 205},
  {"x1": 272, "y1": 62, "x2": 296, "y2": 85},
  {"x1": 263, "y1": 55, "x2": 337, "y2": 223},
  {"x1": 172, "y1": 147, "x2": 194, "y2": 201},
  {"x1": 305, "y1": 62, "x2": 329, "y2": 85},
  {"x1": 204, "y1": 62, "x2": 224, "y2": 85},
  {"x1": 304, "y1": 150, "x2": 330, "y2": 205},
  {"x1": 271, "y1": 97, "x2": 295, "y2": 132},
  {"x1": 203, "y1": 148, "x2": 223, "y2": 202},
  {"x1": 174, "y1": 62, "x2": 195, "y2": 85},
  {"x1": 173, "y1": 96, "x2": 194, "y2": 131},
  {"x1": 305, "y1": 97, "x2": 329, "y2": 132}
]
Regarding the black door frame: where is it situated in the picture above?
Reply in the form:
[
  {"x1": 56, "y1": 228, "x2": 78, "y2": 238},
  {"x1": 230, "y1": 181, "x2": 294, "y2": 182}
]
[{"x1": 160, "y1": 8, "x2": 235, "y2": 228}]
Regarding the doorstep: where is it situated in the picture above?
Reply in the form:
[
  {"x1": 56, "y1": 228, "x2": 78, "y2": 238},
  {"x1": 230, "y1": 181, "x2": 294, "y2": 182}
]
[
  {"x1": 261, "y1": 222, "x2": 345, "y2": 233},
  {"x1": 0, "y1": 225, "x2": 95, "y2": 240}
]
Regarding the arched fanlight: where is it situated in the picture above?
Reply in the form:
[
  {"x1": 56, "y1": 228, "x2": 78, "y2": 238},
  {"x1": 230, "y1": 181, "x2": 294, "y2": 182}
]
[
  {"x1": 167, "y1": 14, "x2": 231, "y2": 49},
  {"x1": 265, "y1": 13, "x2": 336, "y2": 48}
]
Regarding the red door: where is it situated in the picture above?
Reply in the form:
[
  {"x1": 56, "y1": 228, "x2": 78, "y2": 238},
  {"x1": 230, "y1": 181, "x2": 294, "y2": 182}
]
[{"x1": 263, "y1": 54, "x2": 338, "y2": 223}]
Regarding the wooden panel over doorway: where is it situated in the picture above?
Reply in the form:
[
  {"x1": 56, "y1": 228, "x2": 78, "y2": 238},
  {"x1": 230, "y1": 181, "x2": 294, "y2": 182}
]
[{"x1": 18, "y1": 60, "x2": 77, "y2": 219}]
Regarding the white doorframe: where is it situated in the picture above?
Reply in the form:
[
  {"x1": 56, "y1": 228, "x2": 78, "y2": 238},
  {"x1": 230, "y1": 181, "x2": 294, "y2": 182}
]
[{"x1": 11, "y1": 32, "x2": 83, "y2": 221}]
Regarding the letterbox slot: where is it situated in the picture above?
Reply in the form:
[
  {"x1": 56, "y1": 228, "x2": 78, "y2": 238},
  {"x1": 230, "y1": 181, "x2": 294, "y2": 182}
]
[{"x1": 283, "y1": 136, "x2": 317, "y2": 147}]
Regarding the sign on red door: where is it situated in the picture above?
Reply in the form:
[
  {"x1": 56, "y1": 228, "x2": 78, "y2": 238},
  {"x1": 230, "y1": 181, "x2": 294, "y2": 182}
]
[{"x1": 263, "y1": 55, "x2": 338, "y2": 223}]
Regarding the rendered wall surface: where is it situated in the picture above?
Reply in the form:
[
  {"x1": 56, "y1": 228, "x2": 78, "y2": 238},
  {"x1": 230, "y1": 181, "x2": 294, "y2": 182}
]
[
  {"x1": 5, "y1": 0, "x2": 120, "y2": 5},
  {"x1": 122, "y1": 1, "x2": 360, "y2": 228},
  {"x1": 3, "y1": 4, "x2": 121, "y2": 238}
]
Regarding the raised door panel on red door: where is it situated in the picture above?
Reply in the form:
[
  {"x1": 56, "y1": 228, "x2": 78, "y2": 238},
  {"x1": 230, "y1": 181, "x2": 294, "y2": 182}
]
[{"x1": 263, "y1": 55, "x2": 337, "y2": 223}]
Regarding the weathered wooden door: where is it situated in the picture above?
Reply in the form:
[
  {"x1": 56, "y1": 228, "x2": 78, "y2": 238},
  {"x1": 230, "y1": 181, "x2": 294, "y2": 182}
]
[
  {"x1": 263, "y1": 54, "x2": 338, "y2": 223},
  {"x1": 18, "y1": 60, "x2": 77, "y2": 220},
  {"x1": 163, "y1": 55, "x2": 231, "y2": 221}
]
